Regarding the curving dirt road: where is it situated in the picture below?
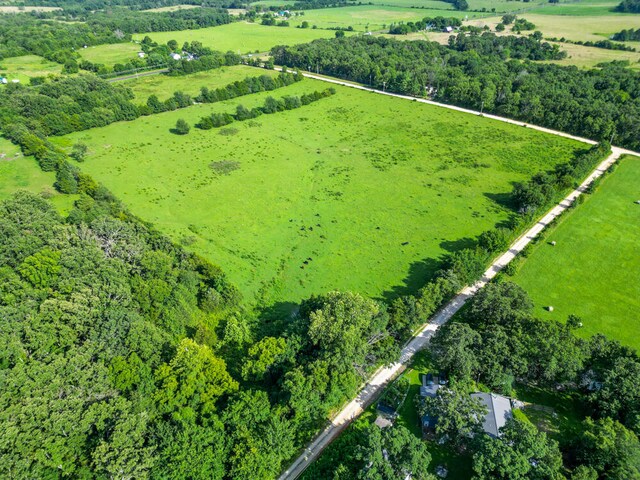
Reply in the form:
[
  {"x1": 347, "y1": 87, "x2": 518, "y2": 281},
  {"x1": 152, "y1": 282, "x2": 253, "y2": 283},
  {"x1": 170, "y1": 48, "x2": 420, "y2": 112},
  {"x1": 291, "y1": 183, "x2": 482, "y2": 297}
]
[{"x1": 278, "y1": 70, "x2": 638, "y2": 480}]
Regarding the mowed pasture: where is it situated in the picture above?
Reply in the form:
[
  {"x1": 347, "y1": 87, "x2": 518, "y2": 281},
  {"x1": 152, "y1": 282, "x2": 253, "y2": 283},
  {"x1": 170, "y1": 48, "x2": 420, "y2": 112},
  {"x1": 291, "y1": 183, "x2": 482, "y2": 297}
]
[
  {"x1": 132, "y1": 22, "x2": 347, "y2": 54},
  {"x1": 0, "y1": 55, "x2": 63, "y2": 83},
  {"x1": 78, "y1": 42, "x2": 141, "y2": 67},
  {"x1": 120, "y1": 65, "x2": 278, "y2": 101},
  {"x1": 512, "y1": 156, "x2": 640, "y2": 352},
  {"x1": 0, "y1": 139, "x2": 76, "y2": 214},
  {"x1": 58, "y1": 77, "x2": 583, "y2": 305}
]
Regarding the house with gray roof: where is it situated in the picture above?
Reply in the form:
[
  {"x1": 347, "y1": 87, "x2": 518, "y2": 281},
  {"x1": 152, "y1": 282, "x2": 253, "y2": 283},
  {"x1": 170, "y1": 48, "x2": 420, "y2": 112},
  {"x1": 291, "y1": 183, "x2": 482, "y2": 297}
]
[{"x1": 470, "y1": 392, "x2": 513, "y2": 438}]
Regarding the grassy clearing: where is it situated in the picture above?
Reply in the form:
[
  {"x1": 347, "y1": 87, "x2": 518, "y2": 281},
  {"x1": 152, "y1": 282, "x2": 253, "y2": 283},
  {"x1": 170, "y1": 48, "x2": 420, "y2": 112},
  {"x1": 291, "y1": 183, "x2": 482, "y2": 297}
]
[
  {"x1": 287, "y1": 5, "x2": 454, "y2": 31},
  {"x1": 0, "y1": 5, "x2": 60, "y2": 12},
  {"x1": 0, "y1": 55, "x2": 63, "y2": 84},
  {"x1": 120, "y1": 65, "x2": 279, "y2": 101},
  {"x1": 543, "y1": 42, "x2": 640, "y2": 69},
  {"x1": 142, "y1": 4, "x2": 200, "y2": 12},
  {"x1": 0, "y1": 139, "x2": 77, "y2": 214},
  {"x1": 511, "y1": 156, "x2": 640, "y2": 352},
  {"x1": 56, "y1": 77, "x2": 583, "y2": 306},
  {"x1": 132, "y1": 22, "x2": 346, "y2": 54},
  {"x1": 78, "y1": 43, "x2": 141, "y2": 66}
]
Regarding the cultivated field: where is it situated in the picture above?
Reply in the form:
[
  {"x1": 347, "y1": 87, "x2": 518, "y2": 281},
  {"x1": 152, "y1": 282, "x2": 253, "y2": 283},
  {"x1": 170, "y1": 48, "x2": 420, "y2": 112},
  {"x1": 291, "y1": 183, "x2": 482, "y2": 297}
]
[
  {"x1": 78, "y1": 43, "x2": 141, "y2": 66},
  {"x1": 121, "y1": 65, "x2": 279, "y2": 101},
  {"x1": 0, "y1": 139, "x2": 76, "y2": 214},
  {"x1": 0, "y1": 55, "x2": 63, "y2": 84},
  {"x1": 132, "y1": 22, "x2": 347, "y2": 54},
  {"x1": 57, "y1": 76, "x2": 583, "y2": 306},
  {"x1": 512, "y1": 156, "x2": 640, "y2": 351}
]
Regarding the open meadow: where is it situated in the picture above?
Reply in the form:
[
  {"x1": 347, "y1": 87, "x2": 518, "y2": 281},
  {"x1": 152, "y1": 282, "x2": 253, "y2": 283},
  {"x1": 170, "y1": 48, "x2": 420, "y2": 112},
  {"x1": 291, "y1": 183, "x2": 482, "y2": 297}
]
[
  {"x1": 56, "y1": 74, "x2": 583, "y2": 306},
  {"x1": 78, "y1": 42, "x2": 141, "y2": 67},
  {"x1": 0, "y1": 139, "x2": 76, "y2": 214},
  {"x1": 0, "y1": 55, "x2": 63, "y2": 83},
  {"x1": 467, "y1": 12, "x2": 640, "y2": 43},
  {"x1": 132, "y1": 22, "x2": 347, "y2": 54},
  {"x1": 512, "y1": 155, "x2": 640, "y2": 352},
  {"x1": 286, "y1": 5, "x2": 471, "y2": 31},
  {"x1": 120, "y1": 65, "x2": 278, "y2": 101}
]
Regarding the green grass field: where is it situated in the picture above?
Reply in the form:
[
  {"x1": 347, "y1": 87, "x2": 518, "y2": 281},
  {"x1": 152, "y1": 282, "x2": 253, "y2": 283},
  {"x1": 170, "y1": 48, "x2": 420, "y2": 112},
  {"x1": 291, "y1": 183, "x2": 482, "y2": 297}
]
[
  {"x1": 0, "y1": 55, "x2": 63, "y2": 84},
  {"x1": 78, "y1": 43, "x2": 141, "y2": 66},
  {"x1": 55, "y1": 78, "x2": 583, "y2": 306},
  {"x1": 512, "y1": 156, "x2": 640, "y2": 352},
  {"x1": 528, "y1": 0, "x2": 627, "y2": 16},
  {"x1": 0, "y1": 138, "x2": 77, "y2": 214},
  {"x1": 287, "y1": 5, "x2": 467, "y2": 31},
  {"x1": 120, "y1": 65, "x2": 278, "y2": 101},
  {"x1": 132, "y1": 22, "x2": 347, "y2": 54}
]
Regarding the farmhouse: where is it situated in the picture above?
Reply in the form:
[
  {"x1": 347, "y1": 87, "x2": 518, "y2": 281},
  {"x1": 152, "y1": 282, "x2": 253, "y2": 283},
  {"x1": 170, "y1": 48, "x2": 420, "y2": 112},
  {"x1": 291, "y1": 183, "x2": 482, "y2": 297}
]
[{"x1": 470, "y1": 392, "x2": 512, "y2": 438}]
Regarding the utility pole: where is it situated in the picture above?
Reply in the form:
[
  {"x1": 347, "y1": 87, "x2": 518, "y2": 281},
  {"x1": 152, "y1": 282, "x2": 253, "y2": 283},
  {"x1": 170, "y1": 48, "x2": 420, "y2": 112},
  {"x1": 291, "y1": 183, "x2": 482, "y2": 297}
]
[
  {"x1": 610, "y1": 131, "x2": 616, "y2": 145},
  {"x1": 480, "y1": 100, "x2": 484, "y2": 115},
  {"x1": 382, "y1": 81, "x2": 386, "y2": 92}
]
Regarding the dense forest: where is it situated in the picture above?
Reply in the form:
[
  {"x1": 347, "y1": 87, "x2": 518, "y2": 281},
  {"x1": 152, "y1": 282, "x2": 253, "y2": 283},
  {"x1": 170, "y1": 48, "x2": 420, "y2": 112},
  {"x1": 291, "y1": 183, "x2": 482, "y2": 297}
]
[
  {"x1": 272, "y1": 34, "x2": 640, "y2": 150},
  {"x1": 616, "y1": 0, "x2": 640, "y2": 12},
  {"x1": 80, "y1": 7, "x2": 231, "y2": 34},
  {"x1": 0, "y1": 14, "x2": 124, "y2": 62},
  {"x1": 308, "y1": 281, "x2": 640, "y2": 479}
]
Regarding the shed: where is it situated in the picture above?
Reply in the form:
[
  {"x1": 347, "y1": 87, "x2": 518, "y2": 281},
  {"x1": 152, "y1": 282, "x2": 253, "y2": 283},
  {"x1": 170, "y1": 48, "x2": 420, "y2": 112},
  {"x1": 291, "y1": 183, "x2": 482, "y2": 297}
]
[
  {"x1": 137, "y1": 51, "x2": 146, "y2": 58},
  {"x1": 444, "y1": 26, "x2": 453, "y2": 33},
  {"x1": 171, "y1": 53, "x2": 181, "y2": 61},
  {"x1": 470, "y1": 392, "x2": 512, "y2": 438}
]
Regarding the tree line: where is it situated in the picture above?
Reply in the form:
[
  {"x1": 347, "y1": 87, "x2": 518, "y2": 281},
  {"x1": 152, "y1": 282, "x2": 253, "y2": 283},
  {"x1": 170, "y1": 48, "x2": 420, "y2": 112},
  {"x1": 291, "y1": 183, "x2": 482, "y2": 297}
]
[
  {"x1": 1, "y1": 71, "x2": 302, "y2": 193},
  {"x1": 612, "y1": 28, "x2": 640, "y2": 41},
  {"x1": 196, "y1": 88, "x2": 335, "y2": 129},
  {"x1": 271, "y1": 34, "x2": 640, "y2": 151},
  {"x1": 388, "y1": 16, "x2": 462, "y2": 35}
]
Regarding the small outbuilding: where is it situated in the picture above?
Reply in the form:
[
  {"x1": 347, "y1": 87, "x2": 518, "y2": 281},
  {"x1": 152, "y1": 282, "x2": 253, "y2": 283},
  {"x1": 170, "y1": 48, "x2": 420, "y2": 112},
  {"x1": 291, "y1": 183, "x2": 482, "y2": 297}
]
[
  {"x1": 171, "y1": 53, "x2": 181, "y2": 61},
  {"x1": 137, "y1": 51, "x2": 146, "y2": 58}
]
